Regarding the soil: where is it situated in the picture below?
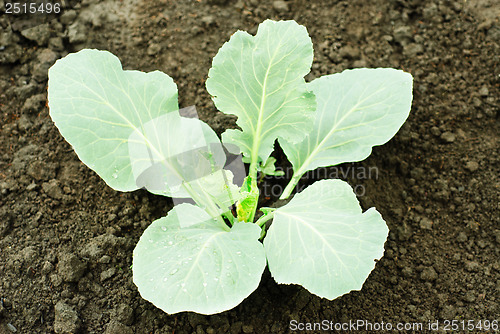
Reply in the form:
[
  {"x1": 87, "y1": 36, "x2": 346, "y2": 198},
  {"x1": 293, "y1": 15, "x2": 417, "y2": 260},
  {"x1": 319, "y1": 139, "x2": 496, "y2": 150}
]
[{"x1": 0, "y1": 0, "x2": 499, "y2": 333}]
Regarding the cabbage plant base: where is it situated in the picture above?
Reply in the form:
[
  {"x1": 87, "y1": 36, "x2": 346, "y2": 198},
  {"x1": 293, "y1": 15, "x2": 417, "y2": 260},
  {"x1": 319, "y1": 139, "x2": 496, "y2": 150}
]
[{"x1": 47, "y1": 20, "x2": 413, "y2": 315}]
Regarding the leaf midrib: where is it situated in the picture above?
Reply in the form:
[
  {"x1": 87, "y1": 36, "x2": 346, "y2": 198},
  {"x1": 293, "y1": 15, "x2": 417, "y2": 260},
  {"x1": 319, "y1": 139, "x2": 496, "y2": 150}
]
[{"x1": 295, "y1": 85, "x2": 387, "y2": 175}]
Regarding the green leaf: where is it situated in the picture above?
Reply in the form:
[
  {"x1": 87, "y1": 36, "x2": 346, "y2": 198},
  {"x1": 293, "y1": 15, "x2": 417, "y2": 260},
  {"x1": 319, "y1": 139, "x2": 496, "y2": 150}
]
[
  {"x1": 264, "y1": 179, "x2": 388, "y2": 300},
  {"x1": 133, "y1": 204, "x2": 266, "y2": 315},
  {"x1": 48, "y1": 49, "x2": 235, "y2": 209},
  {"x1": 206, "y1": 20, "x2": 316, "y2": 165},
  {"x1": 48, "y1": 49, "x2": 179, "y2": 191},
  {"x1": 280, "y1": 68, "x2": 413, "y2": 186},
  {"x1": 260, "y1": 157, "x2": 285, "y2": 176},
  {"x1": 128, "y1": 111, "x2": 227, "y2": 198}
]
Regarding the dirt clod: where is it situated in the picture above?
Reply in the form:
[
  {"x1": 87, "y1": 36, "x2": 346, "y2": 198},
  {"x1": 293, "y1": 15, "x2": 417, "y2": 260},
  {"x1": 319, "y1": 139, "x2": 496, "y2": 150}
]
[
  {"x1": 57, "y1": 253, "x2": 87, "y2": 283},
  {"x1": 104, "y1": 321, "x2": 134, "y2": 334},
  {"x1": 440, "y1": 131, "x2": 456, "y2": 143},
  {"x1": 420, "y1": 267, "x2": 438, "y2": 281},
  {"x1": 111, "y1": 304, "x2": 134, "y2": 326},
  {"x1": 54, "y1": 302, "x2": 81, "y2": 334},
  {"x1": 272, "y1": 1, "x2": 289, "y2": 12},
  {"x1": 465, "y1": 161, "x2": 479, "y2": 172}
]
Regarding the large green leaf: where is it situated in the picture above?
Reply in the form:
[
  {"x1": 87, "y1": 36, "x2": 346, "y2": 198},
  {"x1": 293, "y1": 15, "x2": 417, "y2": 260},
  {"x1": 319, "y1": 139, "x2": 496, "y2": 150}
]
[
  {"x1": 133, "y1": 204, "x2": 266, "y2": 314},
  {"x1": 48, "y1": 49, "x2": 235, "y2": 207},
  {"x1": 280, "y1": 68, "x2": 413, "y2": 192},
  {"x1": 264, "y1": 179, "x2": 388, "y2": 300},
  {"x1": 48, "y1": 49, "x2": 179, "y2": 191},
  {"x1": 206, "y1": 20, "x2": 316, "y2": 165}
]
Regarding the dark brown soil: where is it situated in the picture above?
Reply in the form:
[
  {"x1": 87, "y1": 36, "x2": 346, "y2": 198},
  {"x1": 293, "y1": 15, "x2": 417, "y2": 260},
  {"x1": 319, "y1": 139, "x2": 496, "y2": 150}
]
[{"x1": 0, "y1": 0, "x2": 498, "y2": 333}]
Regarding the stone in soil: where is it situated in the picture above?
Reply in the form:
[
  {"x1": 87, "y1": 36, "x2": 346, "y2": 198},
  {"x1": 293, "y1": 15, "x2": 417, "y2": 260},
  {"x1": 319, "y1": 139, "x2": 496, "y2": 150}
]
[
  {"x1": 42, "y1": 180, "x2": 64, "y2": 200},
  {"x1": 420, "y1": 267, "x2": 438, "y2": 281},
  {"x1": 440, "y1": 131, "x2": 456, "y2": 143},
  {"x1": 54, "y1": 301, "x2": 81, "y2": 334},
  {"x1": 111, "y1": 304, "x2": 134, "y2": 326},
  {"x1": 273, "y1": 0, "x2": 289, "y2": 12},
  {"x1": 419, "y1": 217, "x2": 433, "y2": 230},
  {"x1": 33, "y1": 49, "x2": 58, "y2": 82},
  {"x1": 20, "y1": 24, "x2": 51, "y2": 46},
  {"x1": 464, "y1": 161, "x2": 479, "y2": 172},
  {"x1": 57, "y1": 253, "x2": 86, "y2": 282},
  {"x1": 100, "y1": 267, "x2": 116, "y2": 282},
  {"x1": 104, "y1": 321, "x2": 134, "y2": 334}
]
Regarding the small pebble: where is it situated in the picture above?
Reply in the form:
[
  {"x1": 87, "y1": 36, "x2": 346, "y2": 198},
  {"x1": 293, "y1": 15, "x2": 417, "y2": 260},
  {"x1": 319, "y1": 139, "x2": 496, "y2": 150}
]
[
  {"x1": 465, "y1": 261, "x2": 480, "y2": 272},
  {"x1": 54, "y1": 302, "x2": 81, "y2": 334},
  {"x1": 272, "y1": 0, "x2": 289, "y2": 12},
  {"x1": 352, "y1": 59, "x2": 367, "y2": 67},
  {"x1": 457, "y1": 232, "x2": 467, "y2": 242},
  {"x1": 430, "y1": 126, "x2": 441, "y2": 136},
  {"x1": 147, "y1": 43, "x2": 162, "y2": 56},
  {"x1": 420, "y1": 218, "x2": 432, "y2": 230},
  {"x1": 465, "y1": 161, "x2": 479, "y2": 172},
  {"x1": 464, "y1": 290, "x2": 476, "y2": 303},
  {"x1": 20, "y1": 24, "x2": 50, "y2": 46},
  {"x1": 201, "y1": 15, "x2": 216, "y2": 26},
  {"x1": 42, "y1": 180, "x2": 64, "y2": 200},
  {"x1": 60, "y1": 10, "x2": 77, "y2": 25},
  {"x1": 420, "y1": 267, "x2": 438, "y2": 281},
  {"x1": 7, "y1": 323, "x2": 17, "y2": 332},
  {"x1": 99, "y1": 255, "x2": 111, "y2": 264},
  {"x1": 440, "y1": 131, "x2": 456, "y2": 143},
  {"x1": 440, "y1": 305, "x2": 456, "y2": 319},
  {"x1": 104, "y1": 321, "x2": 133, "y2": 334},
  {"x1": 339, "y1": 45, "x2": 360, "y2": 59},
  {"x1": 242, "y1": 324, "x2": 254, "y2": 333},
  {"x1": 403, "y1": 43, "x2": 424, "y2": 57},
  {"x1": 402, "y1": 266, "x2": 413, "y2": 277},
  {"x1": 58, "y1": 253, "x2": 86, "y2": 282},
  {"x1": 479, "y1": 86, "x2": 489, "y2": 96},
  {"x1": 100, "y1": 267, "x2": 116, "y2": 282}
]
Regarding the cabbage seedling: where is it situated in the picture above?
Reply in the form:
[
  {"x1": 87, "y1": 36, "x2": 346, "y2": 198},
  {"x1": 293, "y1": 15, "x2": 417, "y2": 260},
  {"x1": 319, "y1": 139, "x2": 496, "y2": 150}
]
[{"x1": 47, "y1": 19, "x2": 413, "y2": 315}]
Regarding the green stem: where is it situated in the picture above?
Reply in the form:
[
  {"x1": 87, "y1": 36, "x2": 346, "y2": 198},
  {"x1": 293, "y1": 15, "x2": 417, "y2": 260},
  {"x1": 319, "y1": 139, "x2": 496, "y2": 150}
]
[
  {"x1": 246, "y1": 177, "x2": 259, "y2": 223},
  {"x1": 280, "y1": 171, "x2": 303, "y2": 200},
  {"x1": 238, "y1": 155, "x2": 260, "y2": 224},
  {"x1": 255, "y1": 210, "x2": 275, "y2": 227},
  {"x1": 181, "y1": 182, "x2": 229, "y2": 231}
]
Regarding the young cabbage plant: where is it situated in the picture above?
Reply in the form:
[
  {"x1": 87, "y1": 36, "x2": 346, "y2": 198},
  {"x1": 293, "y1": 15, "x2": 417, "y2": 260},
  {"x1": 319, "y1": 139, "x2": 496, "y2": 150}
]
[{"x1": 47, "y1": 19, "x2": 413, "y2": 315}]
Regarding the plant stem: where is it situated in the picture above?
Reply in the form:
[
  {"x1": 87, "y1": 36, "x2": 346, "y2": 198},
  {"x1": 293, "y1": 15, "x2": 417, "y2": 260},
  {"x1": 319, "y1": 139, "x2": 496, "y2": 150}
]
[
  {"x1": 255, "y1": 210, "x2": 275, "y2": 227},
  {"x1": 238, "y1": 153, "x2": 260, "y2": 224},
  {"x1": 246, "y1": 177, "x2": 259, "y2": 223},
  {"x1": 280, "y1": 171, "x2": 303, "y2": 200},
  {"x1": 181, "y1": 182, "x2": 230, "y2": 231}
]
